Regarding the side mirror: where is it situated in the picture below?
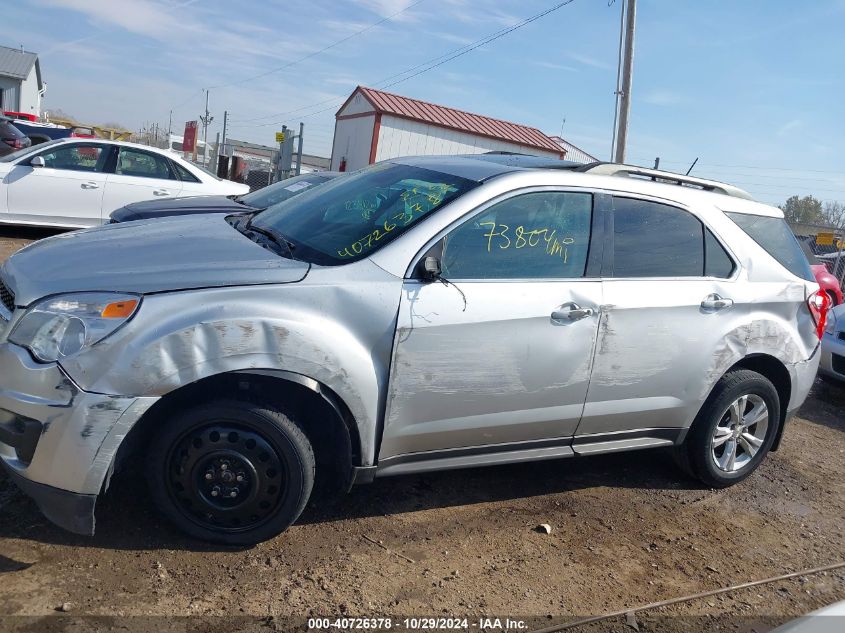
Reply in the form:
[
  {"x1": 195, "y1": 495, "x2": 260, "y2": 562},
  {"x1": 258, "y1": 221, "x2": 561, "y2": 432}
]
[
  {"x1": 421, "y1": 256, "x2": 441, "y2": 282},
  {"x1": 30, "y1": 156, "x2": 45, "y2": 168}
]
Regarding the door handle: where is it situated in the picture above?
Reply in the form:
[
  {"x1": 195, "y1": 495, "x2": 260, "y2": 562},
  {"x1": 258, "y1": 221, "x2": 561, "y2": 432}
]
[
  {"x1": 701, "y1": 293, "x2": 734, "y2": 310},
  {"x1": 81, "y1": 181, "x2": 99, "y2": 189},
  {"x1": 153, "y1": 189, "x2": 170, "y2": 196},
  {"x1": 551, "y1": 302, "x2": 595, "y2": 322}
]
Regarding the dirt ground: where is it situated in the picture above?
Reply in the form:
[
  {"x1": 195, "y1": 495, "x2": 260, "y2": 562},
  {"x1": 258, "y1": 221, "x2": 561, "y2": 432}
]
[{"x1": 0, "y1": 227, "x2": 843, "y2": 632}]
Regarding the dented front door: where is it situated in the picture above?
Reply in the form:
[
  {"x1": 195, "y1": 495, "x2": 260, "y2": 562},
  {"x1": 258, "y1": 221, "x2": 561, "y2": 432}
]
[
  {"x1": 379, "y1": 279, "x2": 603, "y2": 460},
  {"x1": 379, "y1": 189, "x2": 603, "y2": 461}
]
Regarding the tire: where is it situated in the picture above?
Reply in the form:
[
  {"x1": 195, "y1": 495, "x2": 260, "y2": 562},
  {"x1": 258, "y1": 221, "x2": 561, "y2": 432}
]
[
  {"x1": 677, "y1": 370, "x2": 780, "y2": 488},
  {"x1": 146, "y1": 399, "x2": 315, "y2": 545}
]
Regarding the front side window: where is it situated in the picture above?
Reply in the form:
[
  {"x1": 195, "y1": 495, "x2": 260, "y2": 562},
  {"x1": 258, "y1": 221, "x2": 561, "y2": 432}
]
[
  {"x1": 440, "y1": 191, "x2": 593, "y2": 280},
  {"x1": 116, "y1": 148, "x2": 175, "y2": 179},
  {"x1": 251, "y1": 163, "x2": 478, "y2": 265},
  {"x1": 611, "y1": 197, "x2": 704, "y2": 277},
  {"x1": 38, "y1": 143, "x2": 108, "y2": 172}
]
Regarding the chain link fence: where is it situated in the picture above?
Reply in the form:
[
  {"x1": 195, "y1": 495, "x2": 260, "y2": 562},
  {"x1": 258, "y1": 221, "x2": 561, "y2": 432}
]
[
  {"x1": 245, "y1": 169, "x2": 272, "y2": 191},
  {"x1": 792, "y1": 224, "x2": 845, "y2": 300}
]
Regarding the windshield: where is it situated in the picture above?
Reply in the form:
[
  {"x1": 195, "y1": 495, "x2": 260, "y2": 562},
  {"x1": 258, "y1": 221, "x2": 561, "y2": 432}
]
[
  {"x1": 239, "y1": 173, "x2": 334, "y2": 209},
  {"x1": 251, "y1": 163, "x2": 478, "y2": 265},
  {"x1": 0, "y1": 138, "x2": 63, "y2": 163}
]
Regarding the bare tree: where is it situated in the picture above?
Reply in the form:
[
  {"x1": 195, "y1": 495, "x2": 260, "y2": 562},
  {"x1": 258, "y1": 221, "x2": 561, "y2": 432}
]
[{"x1": 823, "y1": 201, "x2": 845, "y2": 229}]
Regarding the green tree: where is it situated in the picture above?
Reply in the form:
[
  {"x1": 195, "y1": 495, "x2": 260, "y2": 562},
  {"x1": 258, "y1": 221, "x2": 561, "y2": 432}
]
[{"x1": 780, "y1": 195, "x2": 825, "y2": 224}]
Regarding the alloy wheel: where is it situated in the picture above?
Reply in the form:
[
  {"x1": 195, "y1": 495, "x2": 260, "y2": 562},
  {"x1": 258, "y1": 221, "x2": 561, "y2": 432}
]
[{"x1": 711, "y1": 394, "x2": 769, "y2": 473}]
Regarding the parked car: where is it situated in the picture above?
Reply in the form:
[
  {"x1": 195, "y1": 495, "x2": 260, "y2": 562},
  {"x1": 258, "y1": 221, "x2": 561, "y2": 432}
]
[
  {"x1": 771, "y1": 599, "x2": 845, "y2": 632},
  {"x1": 110, "y1": 171, "x2": 341, "y2": 223},
  {"x1": 0, "y1": 116, "x2": 31, "y2": 157},
  {"x1": 0, "y1": 156, "x2": 826, "y2": 544},
  {"x1": 6, "y1": 118, "x2": 73, "y2": 145},
  {"x1": 0, "y1": 138, "x2": 249, "y2": 228},
  {"x1": 800, "y1": 240, "x2": 843, "y2": 306},
  {"x1": 820, "y1": 303, "x2": 845, "y2": 382}
]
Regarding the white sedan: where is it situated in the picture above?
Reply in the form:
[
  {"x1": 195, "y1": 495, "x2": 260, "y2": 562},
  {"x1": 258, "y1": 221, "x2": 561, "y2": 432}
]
[{"x1": 0, "y1": 138, "x2": 249, "y2": 228}]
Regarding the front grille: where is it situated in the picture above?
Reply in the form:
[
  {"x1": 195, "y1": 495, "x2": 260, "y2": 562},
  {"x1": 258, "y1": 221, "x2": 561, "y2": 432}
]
[
  {"x1": 833, "y1": 353, "x2": 845, "y2": 376},
  {"x1": 0, "y1": 280, "x2": 14, "y2": 313}
]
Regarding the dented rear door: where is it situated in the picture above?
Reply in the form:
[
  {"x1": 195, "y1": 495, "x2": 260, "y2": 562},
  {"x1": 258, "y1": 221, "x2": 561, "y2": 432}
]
[{"x1": 576, "y1": 195, "x2": 743, "y2": 437}]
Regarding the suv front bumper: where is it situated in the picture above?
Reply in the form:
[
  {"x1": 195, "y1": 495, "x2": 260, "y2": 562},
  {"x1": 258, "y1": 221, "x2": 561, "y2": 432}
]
[{"x1": 0, "y1": 343, "x2": 157, "y2": 534}]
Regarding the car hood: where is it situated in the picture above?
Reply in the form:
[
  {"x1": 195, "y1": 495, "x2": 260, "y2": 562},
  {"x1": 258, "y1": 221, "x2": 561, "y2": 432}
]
[
  {"x1": 2, "y1": 214, "x2": 310, "y2": 306},
  {"x1": 110, "y1": 195, "x2": 256, "y2": 223}
]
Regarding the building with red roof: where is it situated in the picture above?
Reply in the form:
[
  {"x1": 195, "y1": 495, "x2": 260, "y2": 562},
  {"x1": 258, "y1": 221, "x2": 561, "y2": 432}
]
[{"x1": 330, "y1": 86, "x2": 568, "y2": 171}]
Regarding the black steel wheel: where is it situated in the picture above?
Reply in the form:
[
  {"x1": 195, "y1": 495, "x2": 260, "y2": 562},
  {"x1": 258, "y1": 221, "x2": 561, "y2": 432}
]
[{"x1": 147, "y1": 399, "x2": 314, "y2": 545}]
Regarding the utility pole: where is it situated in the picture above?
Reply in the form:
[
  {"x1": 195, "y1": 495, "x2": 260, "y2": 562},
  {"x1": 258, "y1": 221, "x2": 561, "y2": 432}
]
[
  {"x1": 167, "y1": 110, "x2": 172, "y2": 139},
  {"x1": 211, "y1": 131, "x2": 220, "y2": 177},
  {"x1": 295, "y1": 122, "x2": 304, "y2": 176},
  {"x1": 613, "y1": 0, "x2": 636, "y2": 164},
  {"x1": 199, "y1": 89, "x2": 214, "y2": 167},
  {"x1": 220, "y1": 110, "x2": 228, "y2": 157}
]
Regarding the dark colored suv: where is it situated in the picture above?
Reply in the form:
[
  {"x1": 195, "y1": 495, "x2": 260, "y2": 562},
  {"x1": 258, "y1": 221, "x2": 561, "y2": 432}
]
[{"x1": 0, "y1": 117, "x2": 32, "y2": 157}]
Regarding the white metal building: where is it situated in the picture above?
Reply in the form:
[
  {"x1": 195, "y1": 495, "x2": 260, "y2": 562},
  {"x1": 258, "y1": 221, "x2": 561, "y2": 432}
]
[
  {"x1": 0, "y1": 45, "x2": 44, "y2": 116},
  {"x1": 549, "y1": 135, "x2": 599, "y2": 164},
  {"x1": 330, "y1": 86, "x2": 566, "y2": 171}
]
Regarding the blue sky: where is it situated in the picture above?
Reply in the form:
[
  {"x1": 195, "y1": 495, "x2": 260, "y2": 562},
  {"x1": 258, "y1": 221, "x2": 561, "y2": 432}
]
[{"x1": 5, "y1": 0, "x2": 844, "y2": 205}]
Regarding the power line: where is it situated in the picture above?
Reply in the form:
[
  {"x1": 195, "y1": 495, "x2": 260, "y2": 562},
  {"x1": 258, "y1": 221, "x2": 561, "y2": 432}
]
[
  {"x1": 229, "y1": 0, "x2": 579, "y2": 129},
  {"x1": 207, "y1": 0, "x2": 427, "y2": 91}
]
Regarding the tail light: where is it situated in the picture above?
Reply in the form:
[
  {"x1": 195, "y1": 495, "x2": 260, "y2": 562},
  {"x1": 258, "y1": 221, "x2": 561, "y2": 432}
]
[{"x1": 808, "y1": 290, "x2": 831, "y2": 339}]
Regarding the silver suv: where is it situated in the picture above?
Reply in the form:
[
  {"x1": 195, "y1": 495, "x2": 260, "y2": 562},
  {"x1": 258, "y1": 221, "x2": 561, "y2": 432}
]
[{"x1": 0, "y1": 155, "x2": 827, "y2": 544}]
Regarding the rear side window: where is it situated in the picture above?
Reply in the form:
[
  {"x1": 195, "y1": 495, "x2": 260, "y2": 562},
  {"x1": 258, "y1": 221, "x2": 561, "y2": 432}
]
[
  {"x1": 705, "y1": 229, "x2": 735, "y2": 278},
  {"x1": 116, "y1": 148, "x2": 175, "y2": 180},
  {"x1": 725, "y1": 212, "x2": 814, "y2": 281},
  {"x1": 173, "y1": 161, "x2": 201, "y2": 183},
  {"x1": 611, "y1": 197, "x2": 704, "y2": 277}
]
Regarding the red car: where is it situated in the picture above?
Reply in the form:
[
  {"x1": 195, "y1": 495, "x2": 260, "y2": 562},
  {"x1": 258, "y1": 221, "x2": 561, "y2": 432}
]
[
  {"x1": 812, "y1": 263, "x2": 843, "y2": 306},
  {"x1": 801, "y1": 241, "x2": 843, "y2": 306}
]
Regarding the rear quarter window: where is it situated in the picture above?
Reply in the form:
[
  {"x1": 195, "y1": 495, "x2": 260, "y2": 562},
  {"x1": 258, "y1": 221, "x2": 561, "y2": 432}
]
[{"x1": 725, "y1": 212, "x2": 814, "y2": 281}]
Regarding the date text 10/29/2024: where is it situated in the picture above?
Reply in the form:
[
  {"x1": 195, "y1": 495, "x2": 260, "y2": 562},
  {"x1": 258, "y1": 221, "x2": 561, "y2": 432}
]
[{"x1": 308, "y1": 617, "x2": 529, "y2": 631}]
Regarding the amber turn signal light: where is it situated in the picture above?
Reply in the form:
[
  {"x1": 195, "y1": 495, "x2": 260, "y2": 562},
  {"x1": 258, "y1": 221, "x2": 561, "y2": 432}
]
[{"x1": 101, "y1": 299, "x2": 139, "y2": 319}]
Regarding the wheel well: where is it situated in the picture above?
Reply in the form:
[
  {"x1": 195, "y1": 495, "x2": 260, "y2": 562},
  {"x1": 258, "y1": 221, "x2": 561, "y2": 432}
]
[
  {"x1": 109, "y1": 372, "x2": 362, "y2": 491},
  {"x1": 728, "y1": 354, "x2": 792, "y2": 451}
]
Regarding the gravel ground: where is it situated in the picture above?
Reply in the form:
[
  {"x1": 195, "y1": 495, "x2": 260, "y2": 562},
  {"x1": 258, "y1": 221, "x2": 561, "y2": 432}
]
[{"x1": 0, "y1": 227, "x2": 842, "y2": 632}]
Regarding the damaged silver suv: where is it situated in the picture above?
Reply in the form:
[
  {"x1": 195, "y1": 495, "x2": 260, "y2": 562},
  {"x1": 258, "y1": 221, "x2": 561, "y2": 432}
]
[{"x1": 0, "y1": 155, "x2": 827, "y2": 544}]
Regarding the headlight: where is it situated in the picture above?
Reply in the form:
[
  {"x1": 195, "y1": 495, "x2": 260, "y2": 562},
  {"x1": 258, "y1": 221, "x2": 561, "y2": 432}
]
[{"x1": 9, "y1": 293, "x2": 140, "y2": 362}]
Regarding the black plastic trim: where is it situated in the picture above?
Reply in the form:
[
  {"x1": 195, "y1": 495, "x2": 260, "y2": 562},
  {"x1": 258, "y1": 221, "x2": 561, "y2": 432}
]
[
  {"x1": 1, "y1": 463, "x2": 96, "y2": 535},
  {"x1": 378, "y1": 436, "x2": 575, "y2": 469},
  {"x1": 584, "y1": 193, "x2": 608, "y2": 278},
  {"x1": 571, "y1": 427, "x2": 683, "y2": 446},
  {"x1": 0, "y1": 410, "x2": 42, "y2": 464}
]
